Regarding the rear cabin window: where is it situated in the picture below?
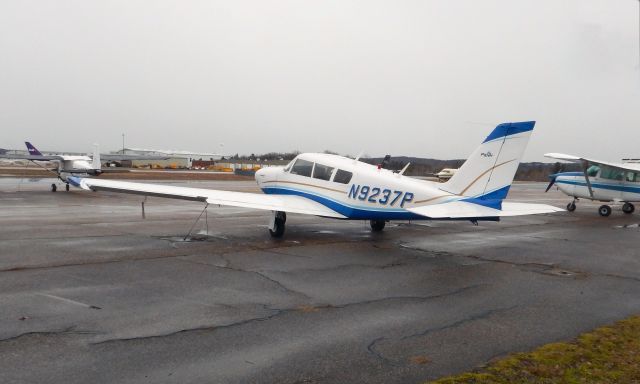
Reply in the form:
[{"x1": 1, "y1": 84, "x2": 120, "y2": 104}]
[
  {"x1": 290, "y1": 159, "x2": 313, "y2": 177},
  {"x1": 333, "y1": 169, "x2": 353, "y2": 184},
  {"x1": 313, "y1": 163, "x2": 334, "y2": 181},
  {"x1": 627, "y1": 172, "x2": 639, "y2": 182}
]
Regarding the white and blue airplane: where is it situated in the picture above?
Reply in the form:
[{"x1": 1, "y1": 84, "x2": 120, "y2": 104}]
[
  {"x1": 545, "y1": 153, "x2": 640, "y2": 216},
  {"x1": 68, "y1": 121, "x2": 561, "y2": 237},
  {"x1": 0, "y1": 142, "x2": 168, "y2": 192}
]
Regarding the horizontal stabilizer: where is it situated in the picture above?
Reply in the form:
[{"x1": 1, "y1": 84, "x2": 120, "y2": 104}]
[{"x1": 407, "y1": 201, "x2": 563, "y2": 219}]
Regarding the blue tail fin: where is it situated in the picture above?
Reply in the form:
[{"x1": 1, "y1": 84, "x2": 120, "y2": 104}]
[{"x1": 25, "y1": 142, "x2": 43, "y2": 156}]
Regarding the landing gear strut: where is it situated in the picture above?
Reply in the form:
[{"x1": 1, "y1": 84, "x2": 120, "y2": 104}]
[
  {"x1": 370, "y1": 219, "x2": 386, "y2": 232},
  {"x1": 598, "y1": 205, "x2": 612, "y2": 217},
  {"x1": 51, "y1": 183, "x2": 57, "y2": 192},
  {"x1": 622, "y1": 202, "x2": 635, "y2": 214},
  {"x1": 269, "y1": 211, "x2": 286, "y2": 238}
]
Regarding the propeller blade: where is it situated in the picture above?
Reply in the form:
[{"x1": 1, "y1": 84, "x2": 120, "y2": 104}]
[{"x1": 545, "y1": 176, "x2": 556, "y2": 192}]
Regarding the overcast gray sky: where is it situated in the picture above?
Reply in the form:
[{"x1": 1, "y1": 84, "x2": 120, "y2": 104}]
[{"x1": 1, "y1": 0, "x2": 638, "y2": 161}]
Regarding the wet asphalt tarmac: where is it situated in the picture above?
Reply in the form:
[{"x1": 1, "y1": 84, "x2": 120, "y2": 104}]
[{"x1": 0, "y1": 178, "x2": 639, "y2": 384}]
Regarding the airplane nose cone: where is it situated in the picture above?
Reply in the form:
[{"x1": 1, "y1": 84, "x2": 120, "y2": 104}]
[{"x1": 255, "y1": 167, "x2": 270, "y2": 185}]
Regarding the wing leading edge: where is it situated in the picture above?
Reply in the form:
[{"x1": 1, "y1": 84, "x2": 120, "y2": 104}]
[
  {"x1": 544, "y1": 153, "x2": 640, "y2": 172},
  {"x1": 68, "y1": 177, "x2": 346, "y2": 219}
]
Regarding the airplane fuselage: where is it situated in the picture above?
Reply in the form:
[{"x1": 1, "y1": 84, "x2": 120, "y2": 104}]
[
  {"x1": 255, "y1": 153, "x2": 488, "y2": 221},
  {"x1": 553, "y1": 172, "x2": 640, "y2": 202}
]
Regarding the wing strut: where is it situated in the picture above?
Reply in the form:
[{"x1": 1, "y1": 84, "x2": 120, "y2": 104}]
[
  {"x1": 581, "y1": 160, "x2": 594, "y2": 198},
  {"x1": 184, "y1": 203, "x2": 209, "y2": 241}
]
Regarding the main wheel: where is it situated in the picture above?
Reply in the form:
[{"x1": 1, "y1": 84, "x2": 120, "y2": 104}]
[
  {"x1": 269, "y1": 212, "x2": 286, "y2": 238},
  {"x1": 598, "y1": 205, "x2": 612, "y2": 217},
  {"x1": 65, "y1": 183, "x2": 70, "y2": 192},
  {"x1": 370, "y1": 219, "x2": 386, "y2": 232},
  {"x1": 51, "y1": 183, "x2": 57, "y2": 192},
  {"x1": 566, "y1": 202, "x2": 576, "y2": 212},
  {"x1": 622, "y1": 202, "x2": 635, "y2": 214}
]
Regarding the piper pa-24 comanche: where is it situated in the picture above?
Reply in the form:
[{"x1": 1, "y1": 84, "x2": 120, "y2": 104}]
[
  {"x1": 545, "y1": 153, "x2": 640, "y2": 217},
  {"x1": 69, "y1": 121, "x2": 562, "y2": 237}
]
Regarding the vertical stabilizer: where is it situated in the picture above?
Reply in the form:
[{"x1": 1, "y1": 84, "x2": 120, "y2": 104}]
[
  {"x1": 441, "y1": 121, "x2": 535, "y2": 200},
  {"x1": 25, "y1": 142, "x2": 43, "y2": 156}
]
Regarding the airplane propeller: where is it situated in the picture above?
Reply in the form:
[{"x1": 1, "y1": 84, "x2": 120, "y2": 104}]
[{"x1": 545, "y1": 175, "x2": 557, "y2": 192}]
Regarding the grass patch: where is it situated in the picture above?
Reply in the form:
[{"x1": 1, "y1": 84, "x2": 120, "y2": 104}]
[{"x1": 429, "y1": 315, "x2": 640, "y2": 384}]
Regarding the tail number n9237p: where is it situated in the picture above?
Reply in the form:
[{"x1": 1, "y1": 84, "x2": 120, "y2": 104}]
[{"x1": 348, "y1": 184, "x2": 414, "y2": 207}]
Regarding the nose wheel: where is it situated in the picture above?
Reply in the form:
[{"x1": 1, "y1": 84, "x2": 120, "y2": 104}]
[
  {"x1": 623, "y1": 203, "x2": 635, "y2": 214},
  {"x1": 566, "y1": 201, "x2": 576, "y2": 212}
]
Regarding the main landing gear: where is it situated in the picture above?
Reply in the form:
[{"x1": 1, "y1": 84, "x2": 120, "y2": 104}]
[
  {"x1": 623, "y1": 202, "x2": 635, "y2": 214},
  {"x1": 370, "y1": 219, "x2": 386, "y2": 232},
  {"x1": 598, "y1": 205, "x2": 612, "y2": 217},
  {"x1": 566, "y1": 198, "x2": 635, "y2": 217},
  {"x1": 50, "y1": 183, "x2": 70, "y2": 192},
  {"x1": 269, "y1": 211, "x2": 286, "y2": 238}
]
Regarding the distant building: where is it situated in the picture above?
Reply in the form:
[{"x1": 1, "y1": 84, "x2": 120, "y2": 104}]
[{"x1": 114, "y1": 148, "x2": 225, "y2": 169}]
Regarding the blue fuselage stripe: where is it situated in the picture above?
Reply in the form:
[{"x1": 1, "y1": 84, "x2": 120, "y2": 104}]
[
  {"x1": 556, "y1": 179, "x2": 640, "y2": 194},
  {"x1": 262, "y1": 186, "x2": 498, "y2": 221}
]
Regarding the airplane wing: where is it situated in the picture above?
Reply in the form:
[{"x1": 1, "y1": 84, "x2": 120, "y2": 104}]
[
  {"x1": 68, "y1": 177, "x2": 347, "y2": 219},
  {"x1": 407, "y1": 201, "x2": 563, "y2": 219},
  {"x1": 0, "y1": 154, "x2": 65, "y2": 161},
  {"x1": 544, "y1": 153, "x2": 640, "y2": 172}
]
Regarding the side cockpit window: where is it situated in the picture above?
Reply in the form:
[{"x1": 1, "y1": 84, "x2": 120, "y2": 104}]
[
  {"x1": 312, "y1": 163, "x2": 334, "y2": 181},
  {"x1": 333, "y1": 169, "x2": 353, "y2": 184},
  {"x1": 600, "y1": 166, "x2": 624, "y2": 181},
  {"x1": 290, "y1": 159, "x2": 313, "y2": 177},
  {"x1": 626, "y1": 172, "x2": 639, "y2": 182},
  {"x1": 586, "y1": 165, "x2": 600, "y2": 177}
]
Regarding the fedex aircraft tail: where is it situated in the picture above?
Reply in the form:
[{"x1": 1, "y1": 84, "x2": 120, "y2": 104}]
[
  {"x1": 25, "y1": 142, "x2": 43, "y2": 156},
  {"x1": 441, "y1": 121, "x2": 535, "y2": 200}
]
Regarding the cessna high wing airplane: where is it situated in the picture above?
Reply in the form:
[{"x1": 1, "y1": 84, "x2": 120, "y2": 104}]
[
  {"x1": 68, "y1": 121, "x2": 562, "y2": 237},
  {"x1": 0, "y1": 142, "x2": 167, "y2": 192},
  {"x1": 545, "y1": 153, "x2": 640, "y2": 216}
]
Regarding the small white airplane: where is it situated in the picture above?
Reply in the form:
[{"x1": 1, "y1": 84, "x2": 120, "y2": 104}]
[
  {"x1": 436, "y1": 168, "x2": 457, "y2": 181},
  {"x1": 545, "y1": 153, "x2": 640, "y2": 216},
  {"x1": 68, "y1": 121, "x2": 562, "y2": 237},
  {"x1": 0, "y1": 142, "x2": 103, "y2": 191},
  {"x1": 0, "y1": 142, "x2": 167, "y2": 192}
]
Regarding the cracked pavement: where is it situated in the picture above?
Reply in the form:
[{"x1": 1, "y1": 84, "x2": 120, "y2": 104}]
[{"x1": 1, "y1": 179, "x2": 640, "y2": 383}]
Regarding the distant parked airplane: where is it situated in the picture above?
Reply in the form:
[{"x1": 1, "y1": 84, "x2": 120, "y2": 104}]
[
  {"x1": 436, "y1": 168, "x2": 457, "y2": 181},
  {"x1": 69, "y1": 121, "x2": 561, "y2": 237},
  {"x1": 0, "y1": 142, "x2": 167, "y2": 192},
  {"x1": 545, "y1": 153, "x2": 640, "y2": 216}
]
